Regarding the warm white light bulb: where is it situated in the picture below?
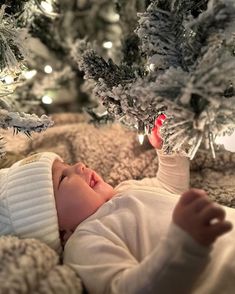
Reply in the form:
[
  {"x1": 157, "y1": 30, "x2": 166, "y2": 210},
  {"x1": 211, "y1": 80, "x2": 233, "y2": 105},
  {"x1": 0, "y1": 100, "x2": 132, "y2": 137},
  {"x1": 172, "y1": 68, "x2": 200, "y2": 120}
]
[
  {"x1": 111, "y1": 13, "x2": 120, "y2": 22},
  {"x1": 149, "y1": 64, "x2": 155, "y2": 71},
  {"x1": 42, "y1": 95, "x2": 53, "y2": 104},
  {"x1": 44, "y1": 65, "x2": 53, "y2": 74},
  {"x1": 138, "y1": 134, "x2": 145, "y2": 145},
  {"x1": 215, "y1": 130, "x2": 235, "y2": 152},
  {"x1": 4, "y1": 75, "x2": 14, "y2": 84},
  {"x1": 41, "y1": 1, "x2": 53, "y2": 13},
  {"x1": 103, "y1": 41, "x2": 113, "y2": 49},
  {"x1": 23, "y1": 70, "x2": 37, "y2": 80}
]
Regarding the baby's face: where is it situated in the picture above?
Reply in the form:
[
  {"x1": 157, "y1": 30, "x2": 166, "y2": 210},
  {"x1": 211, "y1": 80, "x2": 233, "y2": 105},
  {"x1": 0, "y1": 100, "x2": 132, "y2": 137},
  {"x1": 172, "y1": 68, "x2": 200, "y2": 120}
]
[{"x1": 52, "y1": 159, "x2": 114, "y2": 232}]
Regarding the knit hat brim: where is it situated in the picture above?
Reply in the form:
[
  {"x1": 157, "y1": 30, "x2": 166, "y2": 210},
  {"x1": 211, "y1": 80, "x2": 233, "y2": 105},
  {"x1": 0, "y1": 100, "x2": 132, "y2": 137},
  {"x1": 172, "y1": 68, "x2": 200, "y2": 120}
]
[{"x1": 0, "y1": 152, "x2": 63, "y2": 253}]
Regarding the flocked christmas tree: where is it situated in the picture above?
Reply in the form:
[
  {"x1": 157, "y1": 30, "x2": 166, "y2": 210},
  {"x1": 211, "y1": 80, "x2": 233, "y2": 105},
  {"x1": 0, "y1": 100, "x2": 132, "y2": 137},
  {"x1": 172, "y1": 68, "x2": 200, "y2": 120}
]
[
  {"x1": 0, "y1": 3, "x2": 54, "y2": 158},
  {"x1": 0, "y1": 0, "x2": 146, "y2": 157},
  {"x1": 76, "y1": 0, "x2": 235, "y2": 159},
  {"x1": 0, "y1": 0, "x2": 234, "y2": 159}
]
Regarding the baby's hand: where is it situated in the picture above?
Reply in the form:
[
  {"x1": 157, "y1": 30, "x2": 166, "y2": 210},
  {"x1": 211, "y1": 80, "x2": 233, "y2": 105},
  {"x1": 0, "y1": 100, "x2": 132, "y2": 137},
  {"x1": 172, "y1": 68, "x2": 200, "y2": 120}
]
[
  {"x1": 148, "y1": 114, "x2": 166, "y2": 150},
  {"x1": 173, "y1": 189, "x2": 232, "y2": 247}
]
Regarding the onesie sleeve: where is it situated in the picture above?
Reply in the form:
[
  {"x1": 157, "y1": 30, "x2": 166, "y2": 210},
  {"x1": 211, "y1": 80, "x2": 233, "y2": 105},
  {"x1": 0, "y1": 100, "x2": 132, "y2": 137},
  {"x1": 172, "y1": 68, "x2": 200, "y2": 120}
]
[
  {"x1": 155, "y1": 149, "x2": 190, "y2": 194},
  {"x1": 63, "y1": 222, "x2": 210, "y2": 294},
  {"x1": 139, "y1": 149, "x2": 190, "y2": 195}
]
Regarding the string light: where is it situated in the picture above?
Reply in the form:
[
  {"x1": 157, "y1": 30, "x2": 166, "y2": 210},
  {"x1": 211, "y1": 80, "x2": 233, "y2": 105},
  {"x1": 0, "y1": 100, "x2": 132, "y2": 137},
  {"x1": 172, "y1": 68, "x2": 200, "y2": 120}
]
[
  {"x1": 44, "y1": 65, "x2": 53, "y2": 74},
  {"x1": 215, "y1": 130, "x2": 235, "y2": 152},
  {"x1": 137, "y1": 121, "x2": 145, "y2": 145},
  {"x1": 40, "y1": 1, "x2": 53, "y2": 13},
  {"x1": 23, "y1": 70, "x2": 37, "y2": 80},
  {"x1": 103, "y1": 41, "x2": 113, "y2": 49},
  {"x1": 4, "y1": 75, "x2": 14, "y2": 84},
  {"x1": 42, "y1": 95, "x2": 53, "y2": 104},
  {"x1": 111, "y1": 13, "x2": 120, "y2": 22},
  {"x1": 148, "y1": 63, "x2": 155, "y2": 71},
  {"x1": 138, "y1": 134, "x2": 145, "y2": 145}
]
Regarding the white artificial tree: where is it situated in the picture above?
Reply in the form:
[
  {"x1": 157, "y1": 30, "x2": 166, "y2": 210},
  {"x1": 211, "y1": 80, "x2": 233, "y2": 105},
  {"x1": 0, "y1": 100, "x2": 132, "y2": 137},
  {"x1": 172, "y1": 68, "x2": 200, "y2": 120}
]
[{"x1": 76, "y1": 0, "x2": 235, "y2": 159}]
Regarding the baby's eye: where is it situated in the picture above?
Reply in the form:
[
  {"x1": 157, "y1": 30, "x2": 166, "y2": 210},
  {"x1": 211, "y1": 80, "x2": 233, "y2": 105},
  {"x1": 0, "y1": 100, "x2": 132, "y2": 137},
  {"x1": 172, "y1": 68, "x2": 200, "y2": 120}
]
[{"x1": 59, "y1": 174, "x2": 66, "y2": 184}]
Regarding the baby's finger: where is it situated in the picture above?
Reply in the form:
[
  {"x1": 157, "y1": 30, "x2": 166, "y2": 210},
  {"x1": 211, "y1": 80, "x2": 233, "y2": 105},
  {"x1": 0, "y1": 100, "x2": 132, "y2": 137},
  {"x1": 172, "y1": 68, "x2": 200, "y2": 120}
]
[
  {"x1": 154, "y1": 114, "x2": 166, "y2": 127},
  {"x1": 179, "y1": 189, "x2": 208, "y2": 206},
  {"x1": 200, "y1": 205, "x2": 226, "y2": 225},
  {"x1": 147, "y1": 132, "x2": 163, "y2": 149},
  {"x1": 207, "y1": 221, "x2": 233, "y2": 239},
  {"x1": 191, "y1": 196, "x2": 212, "y2": 213}
]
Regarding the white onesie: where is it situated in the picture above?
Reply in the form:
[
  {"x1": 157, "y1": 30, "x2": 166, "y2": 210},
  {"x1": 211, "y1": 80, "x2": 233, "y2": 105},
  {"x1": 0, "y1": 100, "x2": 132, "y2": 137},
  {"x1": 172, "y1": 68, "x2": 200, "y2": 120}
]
[{"x1": 64, "y1": 151, "x2": 235, "y2": 294}]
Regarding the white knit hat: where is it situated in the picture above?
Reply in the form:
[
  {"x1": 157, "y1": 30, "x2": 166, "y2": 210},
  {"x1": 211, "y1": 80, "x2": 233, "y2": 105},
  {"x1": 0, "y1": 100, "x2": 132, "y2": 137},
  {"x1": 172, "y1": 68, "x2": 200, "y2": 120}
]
[{"x1": 0, "y1": 152, "x2": 63, "y2": 254}]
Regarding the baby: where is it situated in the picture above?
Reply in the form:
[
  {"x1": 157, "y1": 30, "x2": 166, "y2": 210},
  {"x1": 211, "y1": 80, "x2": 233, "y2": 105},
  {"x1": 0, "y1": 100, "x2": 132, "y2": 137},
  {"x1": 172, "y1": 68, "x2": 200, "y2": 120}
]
[{"x1": 0, "y1": 119, "x2": 234, "y2": 294}]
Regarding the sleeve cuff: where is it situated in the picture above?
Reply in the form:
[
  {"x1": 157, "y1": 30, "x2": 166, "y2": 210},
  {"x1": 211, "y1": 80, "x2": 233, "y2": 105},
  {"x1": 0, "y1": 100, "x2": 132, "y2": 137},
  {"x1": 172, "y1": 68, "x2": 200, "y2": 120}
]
[{"x1": 155, "y1": 149, "x2": 190, "y2": 194}]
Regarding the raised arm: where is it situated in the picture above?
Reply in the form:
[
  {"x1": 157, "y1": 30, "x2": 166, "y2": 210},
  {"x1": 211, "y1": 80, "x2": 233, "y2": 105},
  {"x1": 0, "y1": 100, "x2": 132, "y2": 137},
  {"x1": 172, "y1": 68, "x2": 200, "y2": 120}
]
[
  {"x1": 148, "y1": 114, "x2": 190, "y2": 194},
  {"x1": 156, "y1": 149, "x2": 190, "y2": 194}
]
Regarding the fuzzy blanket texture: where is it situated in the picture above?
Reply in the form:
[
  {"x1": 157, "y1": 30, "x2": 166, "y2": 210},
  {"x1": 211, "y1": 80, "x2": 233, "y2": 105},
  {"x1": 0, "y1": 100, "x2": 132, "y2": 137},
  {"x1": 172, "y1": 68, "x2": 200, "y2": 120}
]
[
  {"x1": 1, "y1": 112, "x2": 235, "y2": 293},
  {"x1": 0, "y1": 236, "x2": 82, "y2": 294}
]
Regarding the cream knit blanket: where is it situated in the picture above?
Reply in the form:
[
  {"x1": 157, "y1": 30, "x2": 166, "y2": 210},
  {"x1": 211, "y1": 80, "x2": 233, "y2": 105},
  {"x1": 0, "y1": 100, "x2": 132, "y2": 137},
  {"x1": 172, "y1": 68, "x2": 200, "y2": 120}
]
[{"x1": 0, "y1": 236, "x2": 82, "y2": 293}]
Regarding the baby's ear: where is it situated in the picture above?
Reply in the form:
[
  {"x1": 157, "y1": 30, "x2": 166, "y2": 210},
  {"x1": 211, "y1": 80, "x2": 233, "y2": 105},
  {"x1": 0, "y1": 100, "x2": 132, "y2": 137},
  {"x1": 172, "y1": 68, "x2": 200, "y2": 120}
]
[{"x1": 60, "y1": 229, "x2": 73, "y2": 246}]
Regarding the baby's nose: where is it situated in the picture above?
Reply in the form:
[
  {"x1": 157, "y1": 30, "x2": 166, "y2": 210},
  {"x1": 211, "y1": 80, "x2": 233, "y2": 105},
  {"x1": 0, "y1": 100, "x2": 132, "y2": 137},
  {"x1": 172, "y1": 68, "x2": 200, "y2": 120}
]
[{"x1": 74, "y1": 162, "x2": 86, "y2": 174}]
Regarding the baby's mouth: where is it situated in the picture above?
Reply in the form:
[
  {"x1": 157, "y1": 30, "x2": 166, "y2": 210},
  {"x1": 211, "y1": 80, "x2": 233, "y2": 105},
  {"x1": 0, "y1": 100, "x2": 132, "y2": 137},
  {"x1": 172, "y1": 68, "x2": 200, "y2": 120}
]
[{"x1": 89, "y1": 173, "x2": 97, "y2": 188}]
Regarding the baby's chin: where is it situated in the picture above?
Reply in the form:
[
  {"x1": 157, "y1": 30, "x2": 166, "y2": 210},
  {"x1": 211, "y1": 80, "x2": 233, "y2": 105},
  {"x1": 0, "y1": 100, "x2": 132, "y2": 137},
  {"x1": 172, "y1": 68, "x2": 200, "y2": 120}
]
[{"x1": 94, "y1": 180, "x2": 114, "y2": 201}]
